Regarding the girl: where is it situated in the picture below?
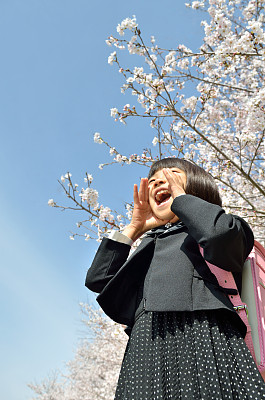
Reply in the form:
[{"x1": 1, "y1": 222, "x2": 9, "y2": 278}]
[{"x1": 86, "y1": 158, "x2": 265, "y2": 399}]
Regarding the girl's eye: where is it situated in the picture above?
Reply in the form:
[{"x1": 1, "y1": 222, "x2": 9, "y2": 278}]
[{"x1": 148, "y1": 179, "x2": 155, "y2": 184}]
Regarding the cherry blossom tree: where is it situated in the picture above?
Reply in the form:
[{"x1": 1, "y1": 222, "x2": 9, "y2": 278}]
[
  {"x1": 28, "y1": 373, "x2": 65, "y2": 400},
  {"x1": 49, "y1": 0, "x2": 265, "y2": 244},
  {"x1": 29, "y1": 305, "x2": 127, "y2": 400}
]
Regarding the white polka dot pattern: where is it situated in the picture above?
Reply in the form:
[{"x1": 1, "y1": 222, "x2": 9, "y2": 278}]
[{"x1": 114, "y1": 310, "x2": 265, "y2": 399}]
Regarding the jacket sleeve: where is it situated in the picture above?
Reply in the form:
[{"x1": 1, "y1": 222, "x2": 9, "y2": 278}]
[
  {"x1": 171, "y1": 194, "x2": 254, "y2": 272},
  {"x1": 85, "y1": 237, "x2": 131, "y2": 293}
]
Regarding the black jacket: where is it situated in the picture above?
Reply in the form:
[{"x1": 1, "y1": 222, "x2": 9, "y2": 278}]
[{"x1": 85, "y1": 195, "x2": 254, "y2": 333}]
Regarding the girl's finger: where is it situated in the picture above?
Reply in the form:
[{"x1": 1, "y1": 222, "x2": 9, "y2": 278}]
[
  {"x1": 133, "y1": 184, "x2": 139, "y2": 204},
  {"x1": 164, "y1": 168, "x2": 181, "y2": 184},
  {"x1": 138, "y1": 178, "x2": 148, "y2": 202},
  {"x1": 142, "y1": 178, "x2": 149, "y2": 202},
  {"x1": 163, "y1": 168, "x2": 173, "y2": 182}
]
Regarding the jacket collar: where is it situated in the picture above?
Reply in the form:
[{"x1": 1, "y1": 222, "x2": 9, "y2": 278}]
[{"x1": 145, "y1": 221, "x2": 185, "y2": 237}]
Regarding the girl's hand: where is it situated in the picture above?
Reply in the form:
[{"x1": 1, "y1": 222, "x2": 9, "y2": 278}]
[
  {"x1": 123, "y1": 178, "x2": 171, "y2": 241},
  {"x1": 162, "y1": 168, "x2": 186, "y2": 198}
]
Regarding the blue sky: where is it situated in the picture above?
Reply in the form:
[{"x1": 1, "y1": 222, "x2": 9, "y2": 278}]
[{"x1": 0, "y1": 1, "x2": 204, "y2": 398}]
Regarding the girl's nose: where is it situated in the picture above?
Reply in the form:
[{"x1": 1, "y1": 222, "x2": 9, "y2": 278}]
[{"x1": 154, "y1": 178, "x2": 166, "y2": 187}]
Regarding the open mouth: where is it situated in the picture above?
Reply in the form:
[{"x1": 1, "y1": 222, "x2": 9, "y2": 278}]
[{"x1": 155, "y1": 190, "x2": 171, "y2": 206}]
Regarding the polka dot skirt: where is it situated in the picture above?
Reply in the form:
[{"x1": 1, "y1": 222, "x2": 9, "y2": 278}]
[{"x1": 114, "y1": 310, "x2": 265, "y2": 399}]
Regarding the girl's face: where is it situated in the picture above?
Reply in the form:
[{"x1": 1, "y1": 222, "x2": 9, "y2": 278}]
[{"x1": 148, "y1": 167, "x2": 187, "y2": 222}]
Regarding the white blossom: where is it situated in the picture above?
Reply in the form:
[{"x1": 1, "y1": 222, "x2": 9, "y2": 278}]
[
  {"x1": 181, "y1": 96, "x2": 197, "y2": 110},
  {"x1": 192, "y1": 1, "x2": 203, "y2": 9},
  {"x1": 116, "y1": 16, "x2": 138, "y2": 36},
  {"x1": 79, "y1": 187, "x2": 99, "y2": 208},
  {"x1": 48, "y1": 199, "x2": 55, "y2": 207},
  {"x1": 108, "y1": 51, "x2": 117, "y2": 65},
  {"x1": 152, "y1": 136, "x2": 158, "y2": 146},
  {"x1": 178, "y1": 58, "x2": 189, "y2": 70},
  {"x1": 126, "y1": 203, "x2": 133, "y2": 220},
  {"x1": 93, "y1": 132, "x2": 103, "y2": 144},
  {"x1": 114, "y1": 154, "x2": 122, "y2": 163},
  {"x1": 110, "y1": 107, "x2": 118, "y2": 117},
  {"x1": 99, "y1": 206, "x2": 114, "y2": 222},
  {"x1": 86, "y1": 174, "x2": 93, "y2": 182}
]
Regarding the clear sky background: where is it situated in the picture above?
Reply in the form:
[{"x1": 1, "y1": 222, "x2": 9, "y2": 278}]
[{"x1": 0, "y1": 1, "x2": 205, "y2": 399}]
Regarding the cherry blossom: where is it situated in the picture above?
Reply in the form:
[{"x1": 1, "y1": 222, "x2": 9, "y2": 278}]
[
  {"x1": 93, "y1": 132, "x2": 103, "y2": 144},
  {"x1": 48, "y1": 199, "x2": 55, "y2": 207},
  {"x1": 117, "y1": 16, "x2": 138, "y2": 36},
  {"x1": 79, "y1": 187, "x2": 99, "y2": 209},
  {"x1": 108, "y1": 51, "x2": 116, "y2": 65}
]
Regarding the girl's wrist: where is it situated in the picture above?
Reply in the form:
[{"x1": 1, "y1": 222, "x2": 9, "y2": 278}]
[{"x1": 122, "y1": 224, "x2": 144, "y2": 242}]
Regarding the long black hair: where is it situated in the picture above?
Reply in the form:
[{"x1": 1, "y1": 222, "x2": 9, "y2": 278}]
[{"x1": 148, "y1": 158, "x2": 222, "y2": 207}]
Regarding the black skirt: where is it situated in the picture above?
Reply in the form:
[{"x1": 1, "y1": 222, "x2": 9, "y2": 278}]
[{"x1": 114, "y1": 309, "x2": 265, "y2": 399}]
